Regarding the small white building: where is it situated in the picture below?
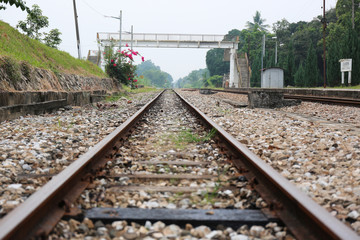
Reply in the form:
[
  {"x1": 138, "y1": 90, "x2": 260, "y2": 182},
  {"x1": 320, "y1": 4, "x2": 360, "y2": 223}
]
[{"x1": 261, "y1": 68, "x2": 284, "y2": 88}]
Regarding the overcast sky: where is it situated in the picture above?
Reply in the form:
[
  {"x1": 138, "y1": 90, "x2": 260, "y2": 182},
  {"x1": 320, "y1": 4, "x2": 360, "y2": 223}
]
[{"x1": 1, "y1": 0, "x2": 337, "y2": 81}]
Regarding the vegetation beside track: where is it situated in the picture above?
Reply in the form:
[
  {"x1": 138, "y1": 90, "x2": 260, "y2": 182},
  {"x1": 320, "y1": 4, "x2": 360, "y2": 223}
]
[
  {"x1": 105, "y1": 86, "x2": 160, "y2": 102},
  {"x1": 0, "y1": 20, "x2": 106, "y2": 78}
]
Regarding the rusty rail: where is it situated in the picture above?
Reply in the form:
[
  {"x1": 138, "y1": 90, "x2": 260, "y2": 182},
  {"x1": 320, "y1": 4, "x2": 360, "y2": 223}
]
[
  {"x1": 0, "y1": 90, "x2": 165, "y2": 240},
  {"x1": 0, "y1": 89, "x2": 359, "y2": 239},
  {"x1": 174, "y1": 90, "x2": 359, "y2": 240},
  {"x1": 199, "y1": 88, "x2": 360, "y2": 107},
  {"x1": 284, "y1": 94, "x2": 360, "y2": 106}
]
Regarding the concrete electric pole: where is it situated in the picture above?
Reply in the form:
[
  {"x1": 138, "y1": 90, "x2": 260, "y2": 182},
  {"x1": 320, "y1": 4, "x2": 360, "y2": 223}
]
[
  {"x1": 322, "y1": 0, "x2": 327, "y2": 88},
  {"x1": 73, "y1": 0, "x2": 82, "y2": 59},
  {"x1": 106, "y1": 11, "x2": 122, "y2": 51}
]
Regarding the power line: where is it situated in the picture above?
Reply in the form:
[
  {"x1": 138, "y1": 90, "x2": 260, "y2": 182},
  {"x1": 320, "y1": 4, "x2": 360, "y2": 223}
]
[{"x1": 80, "y1": 0, "x2": 107, "y2": 17}]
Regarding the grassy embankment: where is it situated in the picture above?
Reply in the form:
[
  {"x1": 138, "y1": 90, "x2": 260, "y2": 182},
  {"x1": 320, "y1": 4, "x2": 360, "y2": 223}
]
[
  {"x1": 0, "y1": 20, "x2": 106, "y2": 78},
  {"x1": 0, "y1": 20, "x2": 158, "y2": 93}
]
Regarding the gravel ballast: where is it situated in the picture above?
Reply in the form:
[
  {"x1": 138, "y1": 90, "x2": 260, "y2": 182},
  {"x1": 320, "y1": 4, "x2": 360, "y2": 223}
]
[
  {"x1": 0, "y1": 91, "x2": 160, "y2": 215},
  {"x1": 179, "y1": 90, "x2": 360, "y2": 234},
  {"x1": 1, "y1": 88, "x2": 359, "y2": 238}
]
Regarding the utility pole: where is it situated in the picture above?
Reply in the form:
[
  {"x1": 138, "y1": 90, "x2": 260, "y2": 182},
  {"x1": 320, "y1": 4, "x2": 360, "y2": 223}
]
[
  {"x1": 322, "y1": 0, "x2": 327, "y2": 88},
  {"x1": 106, "y1": 11, "x2": 122, "y2": 51},
  {"x1": 275, "y1": 40, "x2": 278, "y2": 65},
  {"x1": 72, "y1": 0, "x2": 81, "y2": 59},
  {"x1": 119, "y1": 10, "x2": 122, "y2": 51},
  {"x1": 261, "y1": 34, "x2": 265, "y2": 84},
  {"x1": 131, "y1": 25, "x2": 133, "y2": 50},
  {"x1": 272, "y1": 36, "x2": 278, "y2": 65}
]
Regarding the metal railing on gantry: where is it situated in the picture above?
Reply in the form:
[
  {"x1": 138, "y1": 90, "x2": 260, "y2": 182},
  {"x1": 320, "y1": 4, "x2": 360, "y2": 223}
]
[{"x1": 97, "y1": 32, "x2": 238, "y2": 49}]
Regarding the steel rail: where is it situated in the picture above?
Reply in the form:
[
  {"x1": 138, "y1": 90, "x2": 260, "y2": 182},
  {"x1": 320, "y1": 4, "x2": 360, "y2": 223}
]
[
  {"x1": 0, "y1": 90, "x2": 165, "y2": 240},
  {"x1": 174, "y1": 90, "x2": 359, "y2": 240},
  {"x1": 284, "y1": 94, "x2": 360, "y2": 106},
  {"x1": 198, "y1": 88, "x2": 360, "y2": 106}
]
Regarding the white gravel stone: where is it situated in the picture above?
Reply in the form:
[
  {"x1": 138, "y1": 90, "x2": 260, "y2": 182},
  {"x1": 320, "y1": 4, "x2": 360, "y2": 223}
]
[
  {"x1": 249, "y1": 225, "x2": 264, "y2": 237},
  {"x1": 348, "y1": 210, "x2": 360, "y2": 220},
  {"x1": 231, "y1": 234, "x2": 250, "y2": 240},
  {"x1": 205, "y1": 230, "x2": 223, "y2": 239},
  {"x1": 7, "y1": 184, "x2": 22, "y2": 190},
  {"x1": 153, "y1": 221, "x2": 166, "y2": 231},
  {"x1": 166, "y1": 203, "x2": 177, "y2": 209},
  {"x1": 22, "y1": 164, "x2": 32, "y2": 171},
  {"x1": 111, "y1": 221, "x2": 125, "y2": 231}
]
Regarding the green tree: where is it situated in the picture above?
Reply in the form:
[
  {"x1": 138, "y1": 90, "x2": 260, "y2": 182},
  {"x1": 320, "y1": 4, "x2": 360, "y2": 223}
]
[
  {"x1": 250, "y1": 51, "x2": 262, "y2": 87},
  {"x1": 207, "y1": 75, "x2": 223, "y2": 88},
  {"x1": 283, "y1": 40, "x2": 295, "y2": 86},
  {"x1": 326, "y1": 2, "x2": 360, "y2": 86},
  {"x1": 347, "y1": 27, "x2": 360, "y2": 86},
  {"x1": 246, "y1": 11, "x2": 269, "y2": 32},
  {"x1": 174, "y1": 69, "x2": 209, "y2": 88},
  {"x1": 206, "y1": 48, "x2": 229, "y2": 76},
  {"x1": 292, "y1": 20, "x2": 322, "y2": 67},
  {"x1": 304, "y1": 43, "x2": 320, "y2": 87},
  {"x1": 223, "y1": 29, "x2": 241, "y2": 41},
  {"x1": 202, "y1": 71, "x2": 209, "y2": 87},
  {"x1": 136, "y1": 60, "x2": 173, "y2": 88},
  {"x1": 136, "y1": 60, "x2": 160, "y2": 73},
  {"x1": 17, "y1": 4, "x2": 49, "y2": 40},
  {"x1": 294, "y1": 62, "x2": 305, "y2": 87},
  {"x1": 0, "y1": 0, "x2": 29, "y2": 11},
  {"x1": 43, "y1": 28, "x2": 62, "y2": 49},
  {"x1": 336, "y1": 0, "x2": 360, "y2": 30},
  {"x1": 16, "y1": 4, "x2": 63, "y2": 49},
  {"x1": 273, "y1": 19, "x2": 292, "y2": 45},
  {"x1": 203, "y1": 4, "x2": 360, "y2": 89},
  {"x1": 327, "y1": 39, "x2": 342, "y2": 86}
]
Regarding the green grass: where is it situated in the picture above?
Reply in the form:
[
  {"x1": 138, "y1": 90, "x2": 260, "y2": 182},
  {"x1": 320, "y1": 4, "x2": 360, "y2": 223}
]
[
  {"x1": 202, "y1": 182, "x2": 221, "y2": 204},
  {"x1": 175, "y1": 128, "x2": 217, "y2": 144},
  {"x1": 103, "y1": 86, "x2": 159, "y2": 102},
  {"x1": 0, "y1": 20, "x2": 106, "y2": 78},
  {"x1": 314, "y1": 85, "x2": 360, "y2": 89},
  {"x1": 122, "y1": 85, "x2": 160, "y2": 93},
  {"x1": 104, "y1": 92, "x2": 129, "y2": 102}
]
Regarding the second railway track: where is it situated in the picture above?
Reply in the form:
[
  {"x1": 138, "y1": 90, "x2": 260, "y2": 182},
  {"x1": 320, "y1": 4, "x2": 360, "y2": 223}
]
[{"x1": 0, "y1": 90, "x2": 358, "y2": 239}]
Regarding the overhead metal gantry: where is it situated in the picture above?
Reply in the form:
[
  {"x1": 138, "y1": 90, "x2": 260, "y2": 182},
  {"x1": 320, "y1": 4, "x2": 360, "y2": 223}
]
[
  {"x1": 97, "y1": 32, "x2": 238, "y2": 49},
  {"x1": 97, "y1": 32, "x2": 239, "y2": 87}
]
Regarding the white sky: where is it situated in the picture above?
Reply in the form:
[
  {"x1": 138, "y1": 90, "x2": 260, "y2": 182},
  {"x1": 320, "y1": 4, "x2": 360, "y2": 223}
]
[{"x1": 1, "y1": 0, "x2": 337, "y2": 81}]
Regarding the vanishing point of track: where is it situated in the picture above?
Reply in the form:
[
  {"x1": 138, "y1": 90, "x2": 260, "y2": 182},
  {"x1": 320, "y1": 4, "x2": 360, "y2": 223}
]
[{"x1": 0, "y1": 90, "x2": 358, "y2": 239}]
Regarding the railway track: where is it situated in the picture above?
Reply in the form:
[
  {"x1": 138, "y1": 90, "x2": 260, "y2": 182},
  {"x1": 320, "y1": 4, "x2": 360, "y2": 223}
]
[
  {"x1": 283, "y1": 94, "x2": 360, "y2": 107},
  {"x1": 0, "y1": 90, "x2": 358, "y2": 239},
  {"x1": 201, "y1": 88, "x2": 360, "y2": 107}
]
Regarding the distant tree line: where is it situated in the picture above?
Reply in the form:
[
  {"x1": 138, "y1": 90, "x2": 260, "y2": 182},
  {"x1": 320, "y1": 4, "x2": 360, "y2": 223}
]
[
  {"x1": 173, "y1": 68, "x2": 224, "y2": 89},
  {"x1": 205, "y1": 1, "x2": 360, "y2": 87},
  {"x1": 136, "y1": 60, "x2": 173, "y2": 88}
]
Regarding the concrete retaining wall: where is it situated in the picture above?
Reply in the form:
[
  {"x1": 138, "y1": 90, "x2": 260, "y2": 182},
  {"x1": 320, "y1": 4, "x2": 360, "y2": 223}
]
[
  {"x1": 0, "y1": 59, "x2": 122, "y2": 122},
  {"x1": 0, "y1": 90, "x2": 110, "y2": 122}
]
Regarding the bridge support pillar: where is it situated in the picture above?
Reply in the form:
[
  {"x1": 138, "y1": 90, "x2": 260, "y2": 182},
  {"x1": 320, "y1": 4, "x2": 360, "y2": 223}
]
[{"x1": 229, "y1": 49, "x2": 239, "y2": 88}]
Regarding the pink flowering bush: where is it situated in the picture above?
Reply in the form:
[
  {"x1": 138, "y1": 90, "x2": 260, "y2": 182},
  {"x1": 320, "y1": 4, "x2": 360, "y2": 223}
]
[{"x1": 104, "y1": 44, "x2": 144, "y2": 89}]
